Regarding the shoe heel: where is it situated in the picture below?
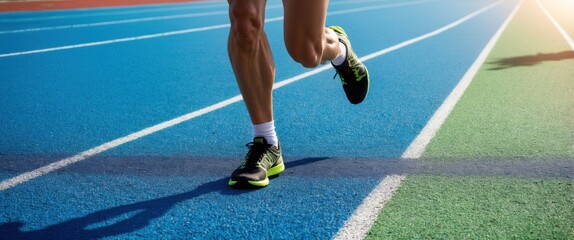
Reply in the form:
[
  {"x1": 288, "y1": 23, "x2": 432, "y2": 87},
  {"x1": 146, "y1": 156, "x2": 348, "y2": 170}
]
[{"x1": 267, "y1": 158, "x2": 285, "y2": 178}]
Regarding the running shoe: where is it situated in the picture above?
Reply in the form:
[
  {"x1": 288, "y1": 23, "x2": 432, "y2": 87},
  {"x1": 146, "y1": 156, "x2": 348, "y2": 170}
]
[
  {"x1": 228, "y1": 137, "x2": 285, "y2": 188},
  {"x1": 329, "y1": 25, "x2": 370, "y2": 104}
]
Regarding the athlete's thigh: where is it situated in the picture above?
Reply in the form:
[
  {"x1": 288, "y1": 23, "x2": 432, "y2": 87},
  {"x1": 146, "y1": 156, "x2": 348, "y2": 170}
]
[{"x1": 282, "y1": 0, "x2": 329, "y2": 47}]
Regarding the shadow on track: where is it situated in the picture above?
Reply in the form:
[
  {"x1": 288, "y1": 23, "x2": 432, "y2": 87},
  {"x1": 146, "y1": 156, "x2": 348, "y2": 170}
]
[
  {"x1": 0, "y1": 157, "x2": 331, "y2": 240},
  {"x1": 0, "y1": 178, "x2": 244, "y2": 240},
  {"x1": 488, "y1": 51, "x2": 574, "y2": 70},
  {"x1": 2, "y1": 156, "x2": 572, "y2": 239}
]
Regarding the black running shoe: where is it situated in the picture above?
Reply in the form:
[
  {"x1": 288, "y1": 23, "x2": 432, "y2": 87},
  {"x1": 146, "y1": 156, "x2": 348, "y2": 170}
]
[
  {"x1": 228, "y1": 137, "x2": 284, "y2": 188},
  {"x1": 329, "y1": 26, "x2": 370, "y2": 104}
]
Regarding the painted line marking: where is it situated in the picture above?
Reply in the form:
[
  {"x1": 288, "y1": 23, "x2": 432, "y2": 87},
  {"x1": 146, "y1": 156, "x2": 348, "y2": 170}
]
[
  {"x1": 0, "y1": 0, "x2": 397, "y2": 34},
  {"x1": 334, "y1": 0, "x2": 524, "y2": 239},
  {"x1": 0, "y1": 94, "x2": 241, "y2": 191},
  {"x1": 0, "y1": 0, "x2": 388, "y2": 24},
  {"x1": 0, "y1": 0, "x2": 434, "y2": 58},
  {"x1": 535, "y1": 0, "x2": 574, "y2": 50},
  {"x1": 0, "y1": 1, "x2": 229, "y2": 23},
  {"x1": 0, "y1": 22, "x2": 231, "y2": 58},
  {"x1": 0, "y1": 10, "x2": 230, "y2": 35},
  {"x1": 401, "y1": 0, "x2": 523, "y2": 159},
  {"x1": 1, "y1": 0, "x2": 498, "y2": 191},
  {"x1": 333, "y1": 175, "x2": 406, "y2": 240}
]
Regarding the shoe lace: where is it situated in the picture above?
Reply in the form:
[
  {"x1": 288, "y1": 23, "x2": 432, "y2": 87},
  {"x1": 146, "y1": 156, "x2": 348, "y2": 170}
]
[
  {"x1": 333, "y1": 63, "x2": 351, "y2": 85},
  {"x1": 242, "y1": 142, "x2": 268, "y2": 168},
  {"x1": 333, "y1": 55, "x2": 364, "y2": 85}
]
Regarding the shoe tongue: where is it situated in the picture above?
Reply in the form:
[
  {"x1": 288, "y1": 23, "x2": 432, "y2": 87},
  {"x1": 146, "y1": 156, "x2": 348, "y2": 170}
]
[{"x1": 253, "y1": 137, "x2": 267, "y2": 145}]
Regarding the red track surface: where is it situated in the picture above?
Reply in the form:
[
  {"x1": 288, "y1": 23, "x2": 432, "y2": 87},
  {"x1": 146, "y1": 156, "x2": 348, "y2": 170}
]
[{"x1": 0, "y1": 0, "x2": 203, "y2": 13}]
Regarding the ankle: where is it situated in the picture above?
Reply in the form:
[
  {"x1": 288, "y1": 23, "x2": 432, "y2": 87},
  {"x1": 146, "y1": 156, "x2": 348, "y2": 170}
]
[
  {"x1": 331, "y1": 42, "x2": 347, "y2": 66},
  {"x1": 252, "y1": 121, "x2": 278, "y2": 146}
]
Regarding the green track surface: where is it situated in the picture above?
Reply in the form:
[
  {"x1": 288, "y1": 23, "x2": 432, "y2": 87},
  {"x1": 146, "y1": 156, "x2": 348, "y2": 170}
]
[
  {"x1": 367, "y1": 0, "x2": 574, "y2": 238},
  {"x1": 367, "y1": 176, "x2": 574, "y2": 239},
  {"x1": 423, "y1": 0, "x2": 574, "y2": 159}
]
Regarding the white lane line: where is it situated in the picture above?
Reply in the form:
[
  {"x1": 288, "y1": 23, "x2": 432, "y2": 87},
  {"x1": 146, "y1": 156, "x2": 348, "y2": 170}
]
[
  {"x1": 0, "y1": 0, "x2": 503, "y2": 192},
  {"x1": 334, "y1": 0, "x2": 524, "y2": 239},
  {"x1": 0, "y1": 94, "x2": 238, "y2": 191},
  {"x1": 333, "y1": 175, "x2": 405, "y2": 240},
  {"x1": 0, "y1": 4, "x2": 283, "y2": 35},
  {"x1": 401, "y1": 0, "x2": 522, "y2": 159},
  {"x1": 535, "y1": 0, "x2": 574, "y2": 50},
  {"x1": 327, "y1": 0, "x2": 435, "y2": 16},
  {"x1": 0, "y1": 0, "x2": 434, "y2": 58},
  {"x1": 0, "y1": 22, "x2": 233, "y2": 58},
  {"x1": 0, "y1": 0, "x2": 397, "y2": 34},
  {"x1": 0, "y1": 1, "x2": 229, "y2": 23},
  {"x1": 0, "y1": 0, "x2": 389, "y2": 25},
  {"x1": 0, "y1": 10, "x2": 229, "y2": 34}
]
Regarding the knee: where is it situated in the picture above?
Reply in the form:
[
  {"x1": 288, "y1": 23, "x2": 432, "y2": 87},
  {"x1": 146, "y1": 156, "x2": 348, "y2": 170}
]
[
  {"x1": 286, "y1": 39, "x2": 323, "y2": 68},
  {"x1": 229, "y1": 2, "x2": 263, "y2": 50}
]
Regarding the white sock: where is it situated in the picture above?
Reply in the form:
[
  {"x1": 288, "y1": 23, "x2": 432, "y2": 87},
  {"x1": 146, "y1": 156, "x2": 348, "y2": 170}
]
[
  {"x1": 331, "y1": 42, "x2": 347, "y2": 66},
  {"x1": 252, "y1": 121, "x2": 278, "y2": 146}
]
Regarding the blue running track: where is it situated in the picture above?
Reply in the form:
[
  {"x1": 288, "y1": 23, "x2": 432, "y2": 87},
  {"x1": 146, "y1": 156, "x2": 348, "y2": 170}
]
[{"x1": 0, "y1": 0, "x2": 520, "y2": 238}]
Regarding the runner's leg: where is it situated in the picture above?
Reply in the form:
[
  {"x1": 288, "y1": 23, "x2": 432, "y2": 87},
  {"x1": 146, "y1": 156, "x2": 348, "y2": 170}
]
[
  {"x1": 227, "y1": 0, "x2": 284, "y2": 188},
  {"x1": 228, "y1": 0, "x2": 274, "y2": 124},
  {"x1": 283, "y1": 0, "x2": 340, "y2": 68},
  {"x1": 283, "y1": 0, "x2": 371, "y2": 104}
]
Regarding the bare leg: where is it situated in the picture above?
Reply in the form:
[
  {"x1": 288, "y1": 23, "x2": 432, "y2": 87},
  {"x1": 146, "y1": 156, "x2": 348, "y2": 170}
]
[
  {"x1": 283, "y1": 0, "x2": 339, "y2": 68},
  {"x1": 228, "y1": 0, "x2": 274, "y2": 124}
]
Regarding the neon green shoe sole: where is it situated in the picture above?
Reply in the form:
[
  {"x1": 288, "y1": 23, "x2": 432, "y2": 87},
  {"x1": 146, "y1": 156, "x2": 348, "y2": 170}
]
[
  {"x1": 228, "y1": 160, "x2": 285, "y2": 188},
  {"x1": 228, "y1": 137, "x2": 285, "y2": 188}
]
